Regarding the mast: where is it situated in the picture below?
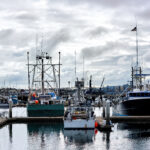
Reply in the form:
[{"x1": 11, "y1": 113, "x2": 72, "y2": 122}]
[
  {"x1": 131, "y1": 67, "x2": 134, "y2": 90},
  {"x1": 75, "y1": 50, "x2": 76, "y2": 81},
  {"x1": 27, "y1": 52, "x2": 30, "y2": 94},
  {"x1": 83, "y1": 56, "x2": 84, "y2": 81},
  {"x1": 58, "y1": 52, "x2": 61, "y2": 96},
  {"x1": 136, "y1": 24, "x2": 139, "y2": 69},
  {"x1": 41, "y1": 55, "x2": 44, "y2": 94}
]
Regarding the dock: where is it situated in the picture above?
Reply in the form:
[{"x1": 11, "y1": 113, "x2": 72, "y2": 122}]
[
  {"x1": 0, "y1": 118, "x2": 8, "y2": 128},
  {"x1": 110, "y1": 116, "x2": 150, "y2": 123},
  {"x1": 0, "y1": 117, "x2": 63, "y2": 128},
  {"x1": 96, "y1": 116, "x2": 150, "y2": 131},
  {"x1": 1, "y1": 115, "x2": 150, "y2": 129},
  {"x1": 96, "y1": 117, "x2": 113, "y2": 131}
]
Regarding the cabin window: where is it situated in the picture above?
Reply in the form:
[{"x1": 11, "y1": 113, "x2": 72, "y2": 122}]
[
  {"x1": 141, "y1": 93, "x2": 144, "y2": 96},
  {"x1": 129, "y1": 93, "x2": 133, "y2": 97},
  {"x1": 137, "y1": 93, "x2": 141, "y2": 97}
]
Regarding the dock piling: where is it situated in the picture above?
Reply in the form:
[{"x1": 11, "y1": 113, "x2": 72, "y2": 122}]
[
  {"x1": 106, "y1": 100, "x2": 110, "y2": 125},
  {"x1": 9, "y1": 101, "x2": 12, "y2": 118},
  {"x1": 102, "y1": 99, "x2": 106, "y2": 118}
]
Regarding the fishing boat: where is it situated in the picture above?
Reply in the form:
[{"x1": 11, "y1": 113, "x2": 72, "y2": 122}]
[
  {"x1": 27, "y1": 51, "x2": 64, "y2": 117},
  {"x1": 64, "y1": 80, "x2": 95, "y2": 129},
  {"x1": 11, "y1": 95, "x2": 18, "y2": 105},
  {"x1": 0, "y1": 99, "x2": 9, "y2": 109},
  {"x1": 113, "y1": 26, "x2": 150, "y2": 116}
]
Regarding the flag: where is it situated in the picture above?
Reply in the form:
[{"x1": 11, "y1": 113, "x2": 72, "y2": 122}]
[{"x1": 131, "y1": 27, "x2": 137, "y2": 31}]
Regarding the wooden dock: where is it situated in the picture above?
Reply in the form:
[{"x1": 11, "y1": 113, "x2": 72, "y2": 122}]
[
  {"x1": 1, "y1": 116, "x2": 150, "y2": 129},
  {"x1": 110, "y1": 116, "x2": 150, "y2": 123},
  {"x1": 9, "y1": 117, "x2": 63, "y2": 123},
  {"x1": 0, "y1": 118, "x2": 8, "y2": 128},
  {"x1": 96, "y1": 117, "x2": 113, "y2": 131},
  {"x1": 96, "y1": 116, "x2": 150, "y2": 131},
  {"x1": 0, "y1": 117, "x2": 63, "y2": 128}
]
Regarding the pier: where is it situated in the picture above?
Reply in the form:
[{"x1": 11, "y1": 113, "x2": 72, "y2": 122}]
[
  {"x1": 1, "y1": 116, "x2": 150, "y2": 129},
  {"x1": 0, "y1": 117, "x2": 63, "y2": 128},
  {"x1": 0, "y1": 118, "x2": 8, "y2": 128}
]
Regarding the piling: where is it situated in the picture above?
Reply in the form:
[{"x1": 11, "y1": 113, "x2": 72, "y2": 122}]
[
  {"x1": 102, "y1": 99, "x2": 105, "y2": 118},
  {"x1": 9, "y1": 101, "x2": 12, "y2": 118},
  {"x1": 106, "y1": 100, "x2": 110, "y2": 125}
]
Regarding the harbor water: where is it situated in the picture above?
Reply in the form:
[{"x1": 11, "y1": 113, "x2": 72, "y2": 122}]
[{"x1": 0, "y1": 108, "x2": 150, "y2": 150}]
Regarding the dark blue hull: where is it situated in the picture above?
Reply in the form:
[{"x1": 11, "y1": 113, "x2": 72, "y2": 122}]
[{"x1": 113, "y1": 99, "x2": 150, "y2": 116}]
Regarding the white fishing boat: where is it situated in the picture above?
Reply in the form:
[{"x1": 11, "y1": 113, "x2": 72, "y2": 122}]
[{"x1": 64, "y1": 80, "x2": 95, "y2": 129}]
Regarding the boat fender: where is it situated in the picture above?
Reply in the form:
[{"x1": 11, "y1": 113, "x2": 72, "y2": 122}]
[
  {"x1": 35, "y1": 100, "x2": 39, "y2": 104},
  {"x1": 95, "y1": 121, "x2": 98, "y2": 128}
]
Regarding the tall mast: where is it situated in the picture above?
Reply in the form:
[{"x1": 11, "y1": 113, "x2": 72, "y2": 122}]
[
  {"x1": 41, "y1": 55, "x2": 44, "y2": 94},
  {"x1": 58, "y1": 51, "x2": 61, "y2": 96},
  {"x1": 83, "y1": 56, "x2": 84, "y2": 80},
  {"x1": 136, "y1": 24, "x2": 139, "y2": 68},
  {"x1": 75, "y1": 50, "x2": 76, "y2": 81},
  {"x1": 27, "y1": 52, "x2": 30, "y2": 94}
]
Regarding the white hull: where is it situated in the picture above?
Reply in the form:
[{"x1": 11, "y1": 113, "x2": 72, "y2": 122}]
[
  {"x1": 0, "y1": 104, "x2": 9, "y2": 108},
  {"x1": 64, "y1": 119, "x2": 95, "y2": 129}
]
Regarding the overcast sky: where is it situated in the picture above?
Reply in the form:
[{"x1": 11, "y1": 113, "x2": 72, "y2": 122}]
[{"x1": 0, "y1": 0, "x2": 150, "y2": 88}]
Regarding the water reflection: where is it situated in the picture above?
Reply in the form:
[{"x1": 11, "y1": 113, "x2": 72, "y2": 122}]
[
  {"x1": 64, "y1": 129, "x2": 95, "y2": 144},
  {"x1": 102, "y1": 131, "x2": 111, "y2": 150},
  {"x1": 8, "y1": 124, "x2": 12, "y2": 143},
  {"x1": 117, "y1": 123, "x2": 150, "y2": 139},
  {"x1": 27, "y1": 122, "x2": 63, "y2": 134},
  {"x1": 27, "y1": 122, "x2": 64, "y2": 150}
]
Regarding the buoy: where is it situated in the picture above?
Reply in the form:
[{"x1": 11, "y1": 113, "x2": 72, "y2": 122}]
[
  {"x1": 95, "y1": 121, "x2": 98, "y2": 128},
  {"x1": 35, "y1": 100, "x2": 39, "y2": 104}
]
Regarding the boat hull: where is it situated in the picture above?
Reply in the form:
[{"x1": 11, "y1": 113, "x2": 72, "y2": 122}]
[
  {"x1": 113, "y1": 98, "x2": 150, "y2": 116},
  {"x1": 64, "y1": 119, "x2": 95, "y2": 129},
  {"x1": 0, "y1": 104, "x2": 9, "y2": 109},
  {"x1": 27, "y1": 104, "x2": 64, "y2": 117}
]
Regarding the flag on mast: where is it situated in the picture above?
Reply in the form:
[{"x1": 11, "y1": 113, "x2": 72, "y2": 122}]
[{"x1": 131, "y1": 27, "x2": 137, "y2": 31}]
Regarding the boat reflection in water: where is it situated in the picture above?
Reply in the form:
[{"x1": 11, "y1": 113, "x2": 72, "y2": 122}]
[
  {"x1": 64, "y1": 129, "x2": 95, "y2": 144},
  {"x1": 27, "y1": 123, "x2": 96, "y2": 149},
  {"x1": 117, "y1": 123, "x2": 150, "y2": 139},
  {"x1": 27, "y1": 122, "x2": 63, "y2": 134},
  {"x1": 27, "y1": 122, "x2": 64, "y2": 149}
]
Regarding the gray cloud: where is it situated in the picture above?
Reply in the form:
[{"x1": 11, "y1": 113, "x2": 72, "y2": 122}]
[
  {"x1": 81, "y1": 41, "x2": 134, "y2": 59},
  {"x1": 0, "y1": 0, "x2": 150, "y2": 87},
  {"x1": 0, "y1": 29, "x2": 14, "y2": 39},
  {"x1": 0, "y1": 28, "x2": 34, "y2": 48},
  {"x1": 46, "y1": 28, "x2": 71, "y2": 52},
  {"x1": 16, "y1": 13, "x2": 38, "y2": 21},
  {"x1": 85, "y1": 26, "x2": 108, "y2": 38}
]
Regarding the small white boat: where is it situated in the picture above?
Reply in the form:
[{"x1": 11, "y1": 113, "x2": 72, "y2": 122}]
[
  {"x1": 64, "y1": 106, "x2": 95, "y2": 129},
  {"x1": 64, "y1": 80, "x2": 95, "y2": 129}
]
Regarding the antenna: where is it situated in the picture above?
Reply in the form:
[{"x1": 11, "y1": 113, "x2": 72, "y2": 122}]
[
  {"x1": 83, "y1": 56, "x2": 84, "y2": 80},
  {"x1": 35, "y1": 33, "x2": 38, "y2": 56},
  {"x1": 75, "y1": 50, "x2": 76, "y2": 81},
  {"x1": 41, "y1": 34, "x2": 44, "y2": 53}
]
